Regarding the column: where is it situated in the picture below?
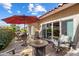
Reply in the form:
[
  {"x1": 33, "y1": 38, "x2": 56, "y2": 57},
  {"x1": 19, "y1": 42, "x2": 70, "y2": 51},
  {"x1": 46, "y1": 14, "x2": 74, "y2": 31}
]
[
  {"x1": 51, "y1": 22, "x2": 53, "y2": 39},
  {"x1": 59, "y1": 21, "x2": 62, "y2": 36}
]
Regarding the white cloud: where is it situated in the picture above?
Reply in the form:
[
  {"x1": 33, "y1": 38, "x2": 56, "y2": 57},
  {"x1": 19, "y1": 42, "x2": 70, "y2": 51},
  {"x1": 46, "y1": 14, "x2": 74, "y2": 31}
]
[
  {"x1": 1, "y1": 3, "x2": 12, "y2": 14},
  {"x1": 0, "y1": 21, "x2": 10, "y2": 26},
  {"x1": 28, "y1": 3, "x2": 34, "y2": 11},
  {"x1": 8, "y1": 10, "x2": 12, "y2": 14},
  {"x1": 17, "y1": 10, "x2": 21, "y2": 14},
  {"x1": 37, "y1": 15, "x2": 41, "y2": 17},
  {"x1": 2, "y1": 3, "x2": 12, "y2": 10},
  {"x1": 28, "y1": 4, "x2": 47, "y2": 15},
  {"x1": 34, "y1": 4, "x2": 47, "y2": 12},
  {"x1": 31, "y1": 12, "x2": 37, "y2": 15}
]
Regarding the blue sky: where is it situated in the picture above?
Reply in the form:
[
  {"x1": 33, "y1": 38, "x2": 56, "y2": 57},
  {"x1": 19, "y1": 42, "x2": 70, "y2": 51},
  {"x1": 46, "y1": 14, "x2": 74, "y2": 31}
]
[{"x1": 0, "y1": 3, "x2": 59, "y2": 27}]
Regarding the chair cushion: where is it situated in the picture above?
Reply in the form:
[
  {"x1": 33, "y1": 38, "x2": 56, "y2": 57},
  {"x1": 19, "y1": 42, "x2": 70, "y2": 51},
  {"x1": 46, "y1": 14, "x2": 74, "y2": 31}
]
[
  {"x1": 59, "y1": 35, "x2": 70, "y2": 43},
  {"x1": 59, "y1": 44, "x2": 70, "y2": 47},
  {"x1": 51, "y1": 39, "x2": 58, "y2": 46}
]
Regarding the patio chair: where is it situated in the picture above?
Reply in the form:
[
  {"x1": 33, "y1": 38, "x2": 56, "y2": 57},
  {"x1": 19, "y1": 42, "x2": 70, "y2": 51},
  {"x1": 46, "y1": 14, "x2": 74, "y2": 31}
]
[
  {"x1": 51, "y1": 35, "x2": 71, "y2": 53},
  {"x1": 20, "y1": 32, "x2": 28, "y2": 46},
  {"x1": 33, "y1": 31, "x2": 40, "y2": 40},
  {"x1": 56, "y1": 35, "x2": 71, "y2": 54},
  {"x1": 15, "y1": 30, "x2": 21, "y2": 41},
  {"x1": 50, "y1": 37, "x2": 59, "y2": 52},
  {"x1": 59, "y1": 35, "x2": 71, "y2": 48}
]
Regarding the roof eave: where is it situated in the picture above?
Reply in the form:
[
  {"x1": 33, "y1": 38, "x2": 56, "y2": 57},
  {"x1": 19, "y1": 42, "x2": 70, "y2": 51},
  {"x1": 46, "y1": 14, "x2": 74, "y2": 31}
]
[{"x1": 39, "y1": 3, "x2": 76, "y2": 20}]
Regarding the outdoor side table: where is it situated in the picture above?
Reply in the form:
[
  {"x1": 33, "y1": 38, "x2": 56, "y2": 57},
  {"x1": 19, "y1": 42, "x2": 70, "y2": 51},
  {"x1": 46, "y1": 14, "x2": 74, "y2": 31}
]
[{"x1": 29, "y1": 39, "x2": 48, "y2": 56}]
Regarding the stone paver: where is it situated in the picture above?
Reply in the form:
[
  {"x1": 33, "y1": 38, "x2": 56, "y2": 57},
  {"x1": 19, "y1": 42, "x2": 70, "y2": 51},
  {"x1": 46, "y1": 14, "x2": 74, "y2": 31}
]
[{"x1": 1, "y1": 38, "x2": 78, "y2": 56}]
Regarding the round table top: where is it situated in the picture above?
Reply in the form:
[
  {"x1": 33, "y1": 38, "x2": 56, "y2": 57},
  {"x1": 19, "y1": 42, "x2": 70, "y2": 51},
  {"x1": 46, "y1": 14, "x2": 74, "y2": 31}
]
[{"x1": 29, "y1": 39, "x2": 48, "y2": 48}]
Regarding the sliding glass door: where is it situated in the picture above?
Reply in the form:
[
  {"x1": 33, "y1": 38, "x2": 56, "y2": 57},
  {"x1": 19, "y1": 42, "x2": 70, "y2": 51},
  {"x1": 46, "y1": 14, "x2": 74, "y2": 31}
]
[
  {"x1": 42, "y1": 23, "x2": 52, "y2": 39},
  {"x1": 61, "y1": 19, "x2": 73, "y2": 40}
]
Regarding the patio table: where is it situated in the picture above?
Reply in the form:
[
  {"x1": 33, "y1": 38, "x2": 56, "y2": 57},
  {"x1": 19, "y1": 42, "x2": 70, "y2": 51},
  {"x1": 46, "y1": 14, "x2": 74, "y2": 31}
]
[{"x1": 29, "y1": 39, "x2": 48, "y2": 56}]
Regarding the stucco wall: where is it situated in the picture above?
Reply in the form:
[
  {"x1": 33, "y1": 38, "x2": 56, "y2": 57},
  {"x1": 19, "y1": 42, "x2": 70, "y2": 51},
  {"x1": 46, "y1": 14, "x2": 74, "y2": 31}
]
[
  {"x1": 36, "y1": 4, "x2": 79, "y2": 32},
  {"x1": 30, "y1": 4, "x2": 79, "y2": 38},
  {"x1": 39, "y1": 4, "x2": 79, "y2": 24}
]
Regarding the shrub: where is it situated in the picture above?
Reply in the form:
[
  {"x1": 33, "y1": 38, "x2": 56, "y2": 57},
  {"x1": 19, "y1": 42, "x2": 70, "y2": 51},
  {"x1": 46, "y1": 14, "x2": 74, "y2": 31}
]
[
  {"x1": 20, "y1": 29, "x2": 27, "y2": 32},
  {"x1": 0, "y1": 29, "x2": 15, "y2": 51}
]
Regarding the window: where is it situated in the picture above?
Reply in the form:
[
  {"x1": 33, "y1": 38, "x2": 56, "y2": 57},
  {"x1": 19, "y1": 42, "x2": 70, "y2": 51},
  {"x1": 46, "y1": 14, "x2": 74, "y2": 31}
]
[
  {"x1": 42, "y1": 23, "x2": 52, "y2": 39},
  {"x1": 47, "y1": 23, "x2": 52, "y2": 39},
  {"x1": 53, "y1": 22, "x2": 60, "y2": 39}
]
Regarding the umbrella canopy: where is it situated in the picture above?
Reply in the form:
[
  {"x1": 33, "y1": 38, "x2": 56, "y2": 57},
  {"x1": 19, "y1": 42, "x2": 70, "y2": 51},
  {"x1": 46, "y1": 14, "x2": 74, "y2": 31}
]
[{"x1": 2, "y1": 15, "x2": 39, "y2": 24}]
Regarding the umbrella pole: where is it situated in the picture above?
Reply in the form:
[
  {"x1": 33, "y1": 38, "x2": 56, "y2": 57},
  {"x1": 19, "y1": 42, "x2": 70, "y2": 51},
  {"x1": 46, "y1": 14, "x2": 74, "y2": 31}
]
[{"x1": 24, "y1": 24, "x2": 26, "y2": 33}]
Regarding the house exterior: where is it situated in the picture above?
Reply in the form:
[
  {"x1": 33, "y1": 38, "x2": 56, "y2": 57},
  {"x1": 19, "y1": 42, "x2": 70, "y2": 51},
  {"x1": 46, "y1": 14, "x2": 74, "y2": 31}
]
[{"x1": 28, "y1": 3, "x2": 79, "y2": 48}]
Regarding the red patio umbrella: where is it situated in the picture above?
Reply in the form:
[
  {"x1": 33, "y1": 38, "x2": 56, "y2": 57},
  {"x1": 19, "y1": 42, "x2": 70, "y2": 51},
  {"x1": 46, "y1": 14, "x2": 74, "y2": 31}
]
[{"x1": 2, "y1": 15, "x2": 39, "y2": 30}]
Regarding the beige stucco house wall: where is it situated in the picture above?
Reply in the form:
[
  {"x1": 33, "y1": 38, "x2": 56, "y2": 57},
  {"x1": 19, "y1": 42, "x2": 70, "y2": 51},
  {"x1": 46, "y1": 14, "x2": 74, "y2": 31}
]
[
  {"x1": 28, "y1": 4, "x2": 79, "y2": 44},
  {"x1": 38, "y1": 4, "x2": 79, "y2": 32}
]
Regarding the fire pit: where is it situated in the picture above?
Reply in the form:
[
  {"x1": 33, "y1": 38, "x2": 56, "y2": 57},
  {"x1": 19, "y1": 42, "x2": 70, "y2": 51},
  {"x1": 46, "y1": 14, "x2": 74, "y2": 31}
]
[{"x1": 29, "y1": 39, "x2": 48, "y2": 56}]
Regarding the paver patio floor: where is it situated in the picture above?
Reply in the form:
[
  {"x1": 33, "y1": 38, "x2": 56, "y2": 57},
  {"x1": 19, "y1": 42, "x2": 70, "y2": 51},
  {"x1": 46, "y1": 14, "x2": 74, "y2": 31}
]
[{"x1": 0, "y1": 37, "x2": 71, "y2": 56}]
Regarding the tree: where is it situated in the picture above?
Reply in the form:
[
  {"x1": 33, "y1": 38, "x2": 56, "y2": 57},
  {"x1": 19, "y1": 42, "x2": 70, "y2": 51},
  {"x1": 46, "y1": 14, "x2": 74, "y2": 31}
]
[{"x1": 10, "y1": 24, "x2": 16, "y2": 32}]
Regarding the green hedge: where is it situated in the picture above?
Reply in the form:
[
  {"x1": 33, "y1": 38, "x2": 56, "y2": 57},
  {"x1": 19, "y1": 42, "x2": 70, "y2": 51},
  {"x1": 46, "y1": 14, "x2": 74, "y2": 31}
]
[{"x1": 0, "y1": 29, "x2": 15, "y2": 51}]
